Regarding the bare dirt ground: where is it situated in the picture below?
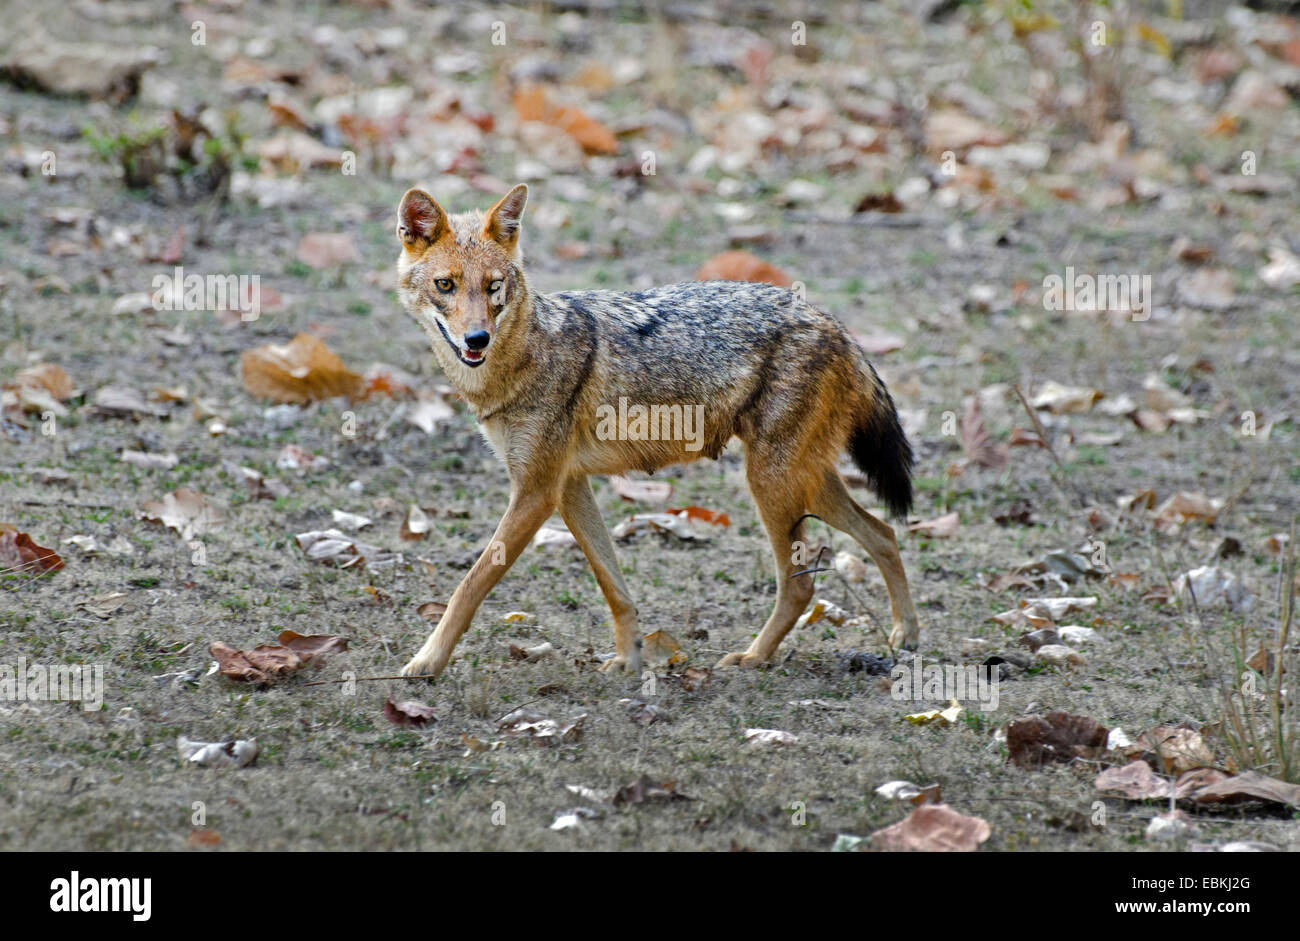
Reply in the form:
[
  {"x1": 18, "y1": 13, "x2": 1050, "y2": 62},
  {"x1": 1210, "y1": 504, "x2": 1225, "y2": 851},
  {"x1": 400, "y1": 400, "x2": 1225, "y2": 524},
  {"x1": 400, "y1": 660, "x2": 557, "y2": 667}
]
[{"x1": 1, "y1": 0, "x2": 1299, "y2": 851}]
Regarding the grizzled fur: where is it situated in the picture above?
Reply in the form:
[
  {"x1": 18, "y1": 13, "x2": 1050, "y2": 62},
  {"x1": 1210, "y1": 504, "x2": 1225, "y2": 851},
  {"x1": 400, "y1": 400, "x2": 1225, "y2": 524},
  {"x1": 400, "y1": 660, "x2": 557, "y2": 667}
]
[{"x1": 394, "y1": 184, "x2": 921, "y2": 680}]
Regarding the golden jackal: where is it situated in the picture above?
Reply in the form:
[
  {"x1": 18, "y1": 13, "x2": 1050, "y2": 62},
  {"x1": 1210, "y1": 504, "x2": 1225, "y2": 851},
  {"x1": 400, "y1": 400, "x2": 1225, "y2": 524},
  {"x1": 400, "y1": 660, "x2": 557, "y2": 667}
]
[{"x1": 395, "y1": 184, "x2": 920, "y2": 679}]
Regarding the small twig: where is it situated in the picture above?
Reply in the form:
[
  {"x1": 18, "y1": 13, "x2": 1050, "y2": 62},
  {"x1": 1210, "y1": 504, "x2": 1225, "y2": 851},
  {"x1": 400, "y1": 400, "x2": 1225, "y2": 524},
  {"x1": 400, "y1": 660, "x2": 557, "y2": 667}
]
[
  {"x1": 303, "y1": 672, "x2": 439, "y2": 686},
  {"x1": 1011, "y1": 383, "x2": 1089, "y2": 508}
]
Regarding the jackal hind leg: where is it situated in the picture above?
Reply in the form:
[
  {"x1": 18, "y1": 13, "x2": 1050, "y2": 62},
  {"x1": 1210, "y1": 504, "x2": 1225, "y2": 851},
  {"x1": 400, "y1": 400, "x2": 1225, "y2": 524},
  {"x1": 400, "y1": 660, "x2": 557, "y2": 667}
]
[
  {"x1": 716, "y1": 462, "x2": 815, "y2": 669},
  {"x1": 559, "y1": 475, "x2": 642, "y2": 675},
  {"x1": 810, "y1": 468, "x2": 920, "y2": 650}
]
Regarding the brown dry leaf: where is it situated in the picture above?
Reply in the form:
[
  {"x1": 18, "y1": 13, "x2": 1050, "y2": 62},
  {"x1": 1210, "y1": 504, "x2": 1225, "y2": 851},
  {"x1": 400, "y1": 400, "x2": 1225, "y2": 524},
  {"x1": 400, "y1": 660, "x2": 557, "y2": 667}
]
[
  {"x1": 1187, "y1": 770, "x2": 1300, "y2": 808},
  {"x1": 1030, "y1": 380, "x2": 1100, "y2": 414},
  {"x1": 680, "y1": 666, "x2": 712, "y2": 692},
  {"x1": 1153, "y1": 491, "x2": 1222, "y2": 527},
  {"x1": 417, "y1": 601, "x2": 448, "y2": 622},
  {"x1": 612, "y1": 774, "x2": 693, "y2": 805},
  {"x1": 512, "y1": 85, "x2": 618, "y2": 155},
  {"x1": 695, "y1": 250, "x2": 792, "y2": 287},
  {"x1": 1006, "y1": 712, "x2": 1109, "y2": 769},
  {"x1": 140, "y1": 488, "x2": 223, "y2": 541},
  {"x1": 0, "y1": 523, "x2": 65, "y2": 576},
  {"x1": 908, "y1": 512, "x2": 960, "y2": 538},
  {"x1": 642, "y1": 629, "x2": 687, "y2": 668},
  {"x1": 498, "y1": 707, "x2": 586, "y2": 745},
  {"x1": 870, "y1": 803, "x2": 991, "y2": 852},
  {"x1": 1007, "y1": 428, "x2": 1046, "y2": 448},
  {"x1": 924, "y1": 109, "x2": 1007, "y2": 155},
  {"x1": 209, "y1": 632, "x2": 346, "y2": 684},
  {"x1": 1135, "y1": 725, "x2": 1215, "y2": 774},
  {"x1": 94, "y1": 384, "x2": 169, "y2": 417},
  {"x1": 400, "y1": 503, "x2": 429, "y2": 541},
  {"x1": 875, "y1": 780, "x2": 943, "y2": 806},
  {"x1": 240, "y1": 333, "x2": 363, "y2": 404},
  {"x1": 384, "y1": 697, "x2": 436, "y2": 728},
  {"x1": 77, "y1": 590, "x2": 128, "y2": 619},
  {"x1": 209, "y1": 641, "x2": 305, "y2": 684},
  {"x1": 14, "y1": 363, "x2": 75, "y2": 400},
  {"x1": 854, "y1": 191, "x2": 903, "y2": 213},
  {"x1": 187, "y1": 828, "x2": 222, "y2": 848},
  {"x1": 1095, "y1": 760, "x2": 1173, "y2": 800},
  {"x1": 960, "y1": 395, "x2": 1007, "y2": 470},
  {"x1": 295, "y1": 232, "x2": 359, "y2": 268},
  {"x1": 277, "y1": 630, "x2": 349, "y2": 659},
  {"x1": 609, "y1": 475, "x2": 672, "y2": 503}
]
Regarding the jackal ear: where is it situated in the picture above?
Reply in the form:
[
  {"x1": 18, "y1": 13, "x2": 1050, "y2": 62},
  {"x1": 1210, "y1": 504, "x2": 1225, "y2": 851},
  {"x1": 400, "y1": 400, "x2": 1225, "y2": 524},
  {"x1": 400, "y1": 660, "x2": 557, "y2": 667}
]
[
  {"x1": 397, "y1": 189, "x2": 447, "y2": 250},
  {"x1": 482, "y1": 184, "x2": 528, "y2": 250}
]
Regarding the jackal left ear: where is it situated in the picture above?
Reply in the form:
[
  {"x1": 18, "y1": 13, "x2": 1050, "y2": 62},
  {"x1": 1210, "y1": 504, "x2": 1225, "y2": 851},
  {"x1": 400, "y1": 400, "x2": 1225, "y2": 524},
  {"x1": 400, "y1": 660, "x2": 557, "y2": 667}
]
[{"x1": 482, "y1": 184, "x2": 528, "y2": 250}]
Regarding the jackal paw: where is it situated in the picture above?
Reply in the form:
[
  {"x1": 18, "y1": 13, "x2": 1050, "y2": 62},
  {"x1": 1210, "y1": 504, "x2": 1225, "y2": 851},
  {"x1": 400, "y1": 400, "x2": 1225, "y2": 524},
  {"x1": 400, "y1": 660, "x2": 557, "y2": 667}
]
[
  {"x1": 400, "y1": 655, "x2": 443, "y2": 679},
  {"x1": 598, "y1": 652, "x2": 642, "y2": 675},
  {"x1": 888, "y1": 623, "x2": 920, "y2": 652},
  {"x1": 715, "y1": 650, "x2": 765, "y2": 669}
]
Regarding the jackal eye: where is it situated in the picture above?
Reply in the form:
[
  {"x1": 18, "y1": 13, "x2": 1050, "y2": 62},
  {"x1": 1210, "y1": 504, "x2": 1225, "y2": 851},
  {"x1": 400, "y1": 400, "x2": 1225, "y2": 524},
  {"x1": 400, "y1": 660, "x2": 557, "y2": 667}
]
[
  {"x1": 434, "y1": 278, "x2": 455, "y2": 293},
  {"x1": 488, "y1": 279, "x2": 504, "y2": 296}
]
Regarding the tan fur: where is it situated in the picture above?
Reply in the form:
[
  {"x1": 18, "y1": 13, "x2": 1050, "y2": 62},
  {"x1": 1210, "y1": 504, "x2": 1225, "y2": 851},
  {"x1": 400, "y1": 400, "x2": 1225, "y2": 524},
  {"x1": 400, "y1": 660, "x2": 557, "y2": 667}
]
[{"x1": 394, "y1": 185, "x2": 921, "y2": 679}]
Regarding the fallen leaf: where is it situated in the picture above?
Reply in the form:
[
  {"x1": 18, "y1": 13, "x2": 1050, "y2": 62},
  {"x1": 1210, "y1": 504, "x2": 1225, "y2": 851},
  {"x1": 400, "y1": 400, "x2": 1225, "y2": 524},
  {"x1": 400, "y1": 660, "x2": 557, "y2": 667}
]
[
  {"x1": 0, "y1": 524, "x2": 64, "y2": 576},
  {"x1": 694, "y1": 250, "x2": 792, "y2": 287},
  {"x1": 295, "y1": 232, "x2": 360, "y2": 268},
  {"x1": 875, "y1": 780, "x2": 943, "y2": 806},
  {"x1": 960, "y1": 395, "x2": 1007, "y2": 470},
  {"x1": 498, "y1": 707, "x2": 586, "y2": 745},
  {"x1": 240, "y1": 333, "x2": 363, "y2": 404},
  {"x1": 870, "y1": 803, "x2": 991, "y2": 852},
  {"x1": 1006, "y1": 712, "x2": 1109, "y2": 769},
  {"x1": 1030, "y1": 380, "x2": 1100, "y2": 414},
  {"x1": 641, "y1": 629, "x2": 686, "y2": 668},
  {"x1": 613, "y1": 774, "x2": 692, "y2": 805},
  {"x1": 176, "y1": 735, "x2": 258, "y2": 768},
  {"x1": 14, "y1": 362, "x2": 75, "y2": 400},
  {"x1": 384, "y1": 697, "x2": 436, "y2": 728},
  {"x1": 77, "y1": 591, "x2": 128, "y2": 619},
  {"x1": 609, "y1": 475, "x2": 672, "y2": 502},
  {"x1": 140, "y1": 488, "x2": 223, "y2": 541},
  {"x1": 400, "y1": 503, "x2": 429, "y2": 540},
  {"x1": 744, "y1": 728, "x2": 798, "y2": 746},
  {"x1": 187, "y1": 828, "x2": 222, "y2": 848},
  {"x1": 1135, "y1": 725, "x2": 1216, "y2": 774},
  {"x1": 1095, "y1": 760, "x2": 1174, "y2": 800},
  {"x1": 513, "y1": 84, "x2": 618, "y2": 155}
]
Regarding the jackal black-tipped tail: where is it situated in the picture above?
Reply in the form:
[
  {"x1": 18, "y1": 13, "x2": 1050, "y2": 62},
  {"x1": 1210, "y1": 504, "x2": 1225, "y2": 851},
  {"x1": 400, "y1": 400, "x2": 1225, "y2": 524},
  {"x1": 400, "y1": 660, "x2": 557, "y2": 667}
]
[{"x1": 847, "y1": 384, "x2": 914, "y2": 520}]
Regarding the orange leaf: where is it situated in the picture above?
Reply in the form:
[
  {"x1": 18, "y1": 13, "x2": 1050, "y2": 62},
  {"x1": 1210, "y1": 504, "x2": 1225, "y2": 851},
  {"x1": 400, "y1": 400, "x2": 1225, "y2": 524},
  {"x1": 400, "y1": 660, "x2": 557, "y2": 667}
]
[
  {"x1": 694, "y1": 250, "x2": 792, "y2": 287},
  {"x1": 240, "y1": 333, "x2": 363, "y2": 404}
]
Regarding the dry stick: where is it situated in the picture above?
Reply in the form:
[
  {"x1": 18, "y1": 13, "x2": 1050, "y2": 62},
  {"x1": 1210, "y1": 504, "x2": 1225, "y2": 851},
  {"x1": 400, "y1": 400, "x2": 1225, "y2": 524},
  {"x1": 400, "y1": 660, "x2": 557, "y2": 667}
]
[
  {"x1": 303, "y1": 673, "x2": 439, "y2": 686},
  {"x1": 1272, "y1": 517, "x2": 1296, "y2": 781},
  {"x1": 1011, "y1": 383, "x2": 1090, "y2": 509}
]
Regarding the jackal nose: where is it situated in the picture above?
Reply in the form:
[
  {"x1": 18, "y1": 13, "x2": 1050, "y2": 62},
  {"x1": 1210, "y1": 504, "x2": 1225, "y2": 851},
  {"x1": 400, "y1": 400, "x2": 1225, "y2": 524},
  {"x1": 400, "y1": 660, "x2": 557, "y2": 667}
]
[{"x1": 464, "y1": 330, "x2": 490, "y2": 350}]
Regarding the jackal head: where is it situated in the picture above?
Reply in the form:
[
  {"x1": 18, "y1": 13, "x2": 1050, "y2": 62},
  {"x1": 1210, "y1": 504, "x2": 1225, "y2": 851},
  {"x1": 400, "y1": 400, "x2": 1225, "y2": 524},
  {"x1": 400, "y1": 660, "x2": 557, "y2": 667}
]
[{"x1": 395, "y1": 184, "x2": 528, "y2": 375}]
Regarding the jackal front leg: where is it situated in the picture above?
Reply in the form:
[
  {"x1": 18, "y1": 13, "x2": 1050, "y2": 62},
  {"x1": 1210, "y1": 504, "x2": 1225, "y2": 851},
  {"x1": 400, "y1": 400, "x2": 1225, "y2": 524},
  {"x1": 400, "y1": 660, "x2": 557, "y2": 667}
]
[
  {"x1": 401, "y1": 490, "x2": 554, "y2": 679},
  {"x1": 559, "y1": 475, "x2": 641, "y2": 675}
]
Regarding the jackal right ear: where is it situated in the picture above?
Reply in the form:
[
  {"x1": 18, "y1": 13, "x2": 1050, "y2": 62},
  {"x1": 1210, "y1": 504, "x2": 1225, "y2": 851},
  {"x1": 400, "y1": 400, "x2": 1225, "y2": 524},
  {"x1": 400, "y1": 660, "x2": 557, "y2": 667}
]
[{"x1": 397, "y1": 189, "x2": 447, "y2": 250}]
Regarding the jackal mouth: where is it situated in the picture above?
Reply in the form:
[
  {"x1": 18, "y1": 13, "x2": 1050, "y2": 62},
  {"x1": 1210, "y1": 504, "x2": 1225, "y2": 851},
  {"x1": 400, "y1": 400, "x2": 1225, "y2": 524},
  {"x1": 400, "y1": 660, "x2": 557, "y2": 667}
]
[{"x1": 435, "y1": 318, "x2": 487, "y2": 368}]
